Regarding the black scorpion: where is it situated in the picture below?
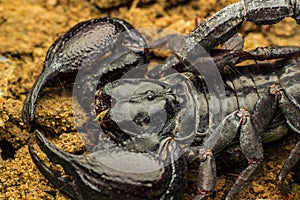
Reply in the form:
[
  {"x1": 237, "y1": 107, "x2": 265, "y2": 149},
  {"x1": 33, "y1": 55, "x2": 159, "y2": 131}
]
[{"x1": 23, "y1": 0, "x2": 300, "y2": 199}]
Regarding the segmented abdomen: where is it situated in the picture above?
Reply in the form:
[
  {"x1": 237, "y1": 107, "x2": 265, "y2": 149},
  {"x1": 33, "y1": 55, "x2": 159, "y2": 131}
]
[{"x1": 224, "y1": 57, "x2": 300, "y2": 114}]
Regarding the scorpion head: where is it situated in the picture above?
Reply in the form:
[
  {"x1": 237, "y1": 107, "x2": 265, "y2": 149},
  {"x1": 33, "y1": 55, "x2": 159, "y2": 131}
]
[
  {"x1": 97, "y1": 79, "x2": 178, "y2": 142},
  {"x1": 95, "y1": 73, "x2": 199, "y2": 151}
]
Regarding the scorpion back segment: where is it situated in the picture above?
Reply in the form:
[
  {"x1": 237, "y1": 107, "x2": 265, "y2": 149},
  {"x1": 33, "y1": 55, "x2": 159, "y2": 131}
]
[{"x1": 24, "y1": 0, "x2": 300, "y2": 200}]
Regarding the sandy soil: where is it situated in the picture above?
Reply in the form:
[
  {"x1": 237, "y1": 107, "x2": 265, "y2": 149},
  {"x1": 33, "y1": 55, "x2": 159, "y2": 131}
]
[{"x1": 0, "y1": 0, "x2": 299, "y2": 199}]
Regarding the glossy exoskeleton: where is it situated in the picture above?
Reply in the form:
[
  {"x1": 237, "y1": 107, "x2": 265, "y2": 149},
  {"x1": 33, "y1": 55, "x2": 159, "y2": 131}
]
[{"x1": 25, "y1": 0, "x2": 300, "y2": 199}]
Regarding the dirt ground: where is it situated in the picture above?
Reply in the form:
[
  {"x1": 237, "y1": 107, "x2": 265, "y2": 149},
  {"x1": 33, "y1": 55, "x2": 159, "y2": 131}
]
[{"x1": 0, "y1": 0, "x2": 300, "y2": 199}]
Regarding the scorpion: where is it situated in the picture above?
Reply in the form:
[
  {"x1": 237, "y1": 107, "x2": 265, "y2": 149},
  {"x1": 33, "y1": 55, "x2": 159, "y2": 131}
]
[{"x1": 22, "y1": 0, "x2": 300, "y2": 199}]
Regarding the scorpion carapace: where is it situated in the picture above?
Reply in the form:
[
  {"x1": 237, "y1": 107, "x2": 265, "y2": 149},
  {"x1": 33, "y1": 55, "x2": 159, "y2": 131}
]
[{"x1": 25, "y1": 0, "x2": 300, "y2": 199}]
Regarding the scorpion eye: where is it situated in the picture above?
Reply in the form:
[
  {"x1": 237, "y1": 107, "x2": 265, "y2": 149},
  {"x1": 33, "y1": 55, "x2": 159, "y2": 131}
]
[{"x1": 146, "y1": 90, "x2": 155, "y2": 101}]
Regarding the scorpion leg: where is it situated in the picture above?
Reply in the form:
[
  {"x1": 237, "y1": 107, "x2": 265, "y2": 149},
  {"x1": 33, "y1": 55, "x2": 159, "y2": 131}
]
[
  {"x1": 157, "y1": 136, "x2": 187, "y2": 199},
  {"x1": 226, "y1": 83, "x2": 283, "y2": 199},
  {"x1": 229, "y1": 46, "x2": 300, "y2": 69},
  {"x1": 195, "y1": 111, "x2": 241, "y2": 198},
  {"x1": 277, "y1": 142, "x2": 300, "y2": 186},
  {"x1": 226, "y1": 109, "x2": 264, "y2": 200},
  {"x1": 195, "y1": 109, "x2": 263, "y2": 199},
  {"x1": 278, "y1": 87, "x2": 300, "y2": 134},
  {"x1": 195, "y1": 84, "x2": 279, "y2": 199},
  {"x1": 274, "y1": 84, "x2": 300, "y2": 186},
  {"x1": 211, "y1": 46, "x2": 300, "y2": 75}
]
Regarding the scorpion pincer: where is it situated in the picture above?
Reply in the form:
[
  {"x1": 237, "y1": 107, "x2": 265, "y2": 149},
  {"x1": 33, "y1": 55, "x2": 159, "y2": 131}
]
[
  {"x1": 22, "y1": 17, "x2": 149, "y2": 124},
  {"x1": 23, "y1": 0, "x2": 300, "y2": 199}
]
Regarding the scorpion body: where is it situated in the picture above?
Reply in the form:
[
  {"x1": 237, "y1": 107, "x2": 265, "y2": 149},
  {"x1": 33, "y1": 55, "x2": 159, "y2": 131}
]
[
  {"x1": 93, "y1": 50, "x2": 300, "y2": 200},
  {"x1": 192, "y1": 57, "x2": 300, "y2": 199},
  {"x1": 23, "y1": 0, "x2": 300, "y2": 199}
]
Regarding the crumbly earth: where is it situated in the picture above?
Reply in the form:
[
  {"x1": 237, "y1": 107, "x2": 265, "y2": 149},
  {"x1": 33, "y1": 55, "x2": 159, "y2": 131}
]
[{"x1": 0, "y1": 0, "x2": 300, "y2": 199}]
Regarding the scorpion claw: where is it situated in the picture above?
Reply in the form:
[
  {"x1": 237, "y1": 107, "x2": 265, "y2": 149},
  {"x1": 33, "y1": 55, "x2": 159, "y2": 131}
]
[
  {"x1": 28, "y1": 133, "x2": 79, "y2": 199},
  {"x1": 22, "y1": 69, "x2": 58, "y2": 124},
  {"x1": 22, "y1": 17, "x2": 149, "y2": 124},
  {"x1": 34, "y1": 130, "x2": 76, "y2": 167},
  {"x1": 29, "y1": 130, "x2": 181, "y2": 200}
]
